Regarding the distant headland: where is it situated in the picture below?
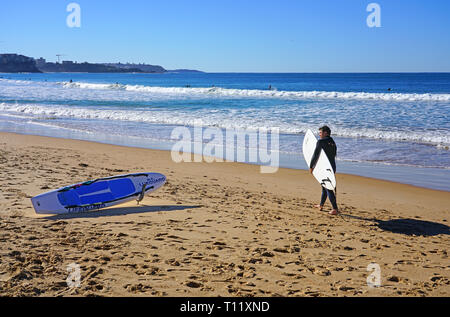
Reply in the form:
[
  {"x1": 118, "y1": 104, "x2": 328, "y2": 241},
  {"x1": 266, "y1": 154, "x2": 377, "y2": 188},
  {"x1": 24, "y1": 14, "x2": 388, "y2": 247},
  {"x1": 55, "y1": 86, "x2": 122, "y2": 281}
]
[
  {"x1": 0, "y1": 53, "x2": 203, "y2": 74},
  {"x1": 0, "y1": 54, "x2": 41, "y2": 73}
]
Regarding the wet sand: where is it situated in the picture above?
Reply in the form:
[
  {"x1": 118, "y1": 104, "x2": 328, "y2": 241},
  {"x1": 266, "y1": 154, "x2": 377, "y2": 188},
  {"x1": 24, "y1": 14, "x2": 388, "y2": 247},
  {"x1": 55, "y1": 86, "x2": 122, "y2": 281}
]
[{"x1": 0, "y1": 132, "x2": 449, "y2": 297}]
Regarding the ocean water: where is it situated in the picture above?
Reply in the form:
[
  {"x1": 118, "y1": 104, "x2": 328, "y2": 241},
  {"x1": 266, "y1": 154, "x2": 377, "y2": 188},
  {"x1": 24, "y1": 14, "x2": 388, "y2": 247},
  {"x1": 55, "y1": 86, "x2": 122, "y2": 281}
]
[{"x1": 0, "y1": 72, "x2": 449, "y2": 191}]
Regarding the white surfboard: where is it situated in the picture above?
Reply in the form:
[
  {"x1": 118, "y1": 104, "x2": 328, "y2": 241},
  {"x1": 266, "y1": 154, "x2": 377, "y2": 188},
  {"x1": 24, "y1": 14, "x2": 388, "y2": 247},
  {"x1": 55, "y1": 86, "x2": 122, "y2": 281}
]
[
  {"x1": 302, "y1": 129, "x2": 336, "y2": 191},
  {"x1": 31, "y1": 172, "x2": 166, "y2": 214}
]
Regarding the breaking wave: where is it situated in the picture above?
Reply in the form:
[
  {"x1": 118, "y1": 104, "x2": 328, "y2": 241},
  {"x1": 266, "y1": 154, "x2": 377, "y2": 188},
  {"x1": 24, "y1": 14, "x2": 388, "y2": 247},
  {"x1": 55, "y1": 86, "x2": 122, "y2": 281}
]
[
  {"x1": 1, "y1": 102, "x2": 449, "y2": 146},
  {"x1": 59, "y1": 80, "x2": 450, "y2": 102}
]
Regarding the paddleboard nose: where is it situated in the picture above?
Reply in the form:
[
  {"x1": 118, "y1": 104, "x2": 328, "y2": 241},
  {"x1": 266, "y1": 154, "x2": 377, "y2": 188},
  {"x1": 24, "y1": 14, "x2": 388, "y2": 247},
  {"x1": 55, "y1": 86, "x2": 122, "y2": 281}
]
[{"x1": 146, "y1": 173, "x2": 166, "y2": 188}]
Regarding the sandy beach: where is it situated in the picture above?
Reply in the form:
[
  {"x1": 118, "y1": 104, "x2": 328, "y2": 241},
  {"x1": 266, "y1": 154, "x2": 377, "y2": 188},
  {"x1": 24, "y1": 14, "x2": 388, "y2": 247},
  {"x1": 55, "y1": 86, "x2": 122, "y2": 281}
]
[{"x1": 0, "y1": 132, "x2": 448, "y2": 297}]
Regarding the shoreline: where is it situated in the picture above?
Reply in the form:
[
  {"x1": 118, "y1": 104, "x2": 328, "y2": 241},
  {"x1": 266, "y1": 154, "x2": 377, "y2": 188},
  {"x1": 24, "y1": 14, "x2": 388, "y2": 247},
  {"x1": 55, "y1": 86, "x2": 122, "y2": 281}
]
[
  {"x1": 2, "y1": 131, "x2": 448, "y2": 193},
  {"x1": 1, "y1": 126, "x2": 449, "y2": 192},
  {"x1": 0, "y1": 132, "x2": 449, "y2": 297}
]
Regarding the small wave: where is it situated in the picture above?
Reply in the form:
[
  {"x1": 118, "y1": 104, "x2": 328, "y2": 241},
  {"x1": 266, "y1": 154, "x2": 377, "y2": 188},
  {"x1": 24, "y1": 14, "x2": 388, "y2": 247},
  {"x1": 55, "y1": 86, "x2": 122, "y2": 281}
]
[
  {"x1": 2, "y1": 78, "x2": 450, "y2": 102},
  {"x1": 436, "y1": 144, "x2": 450, "y2": 150},
  {"x1": 1, "y1": 102, "x2": 449, "y2": 145},
  {"x1": 59, "y1": 80, "x2": 450, "y2": 102},
  {"x1": 336, "y1": 157, "x2": 450, "y2": 169}
]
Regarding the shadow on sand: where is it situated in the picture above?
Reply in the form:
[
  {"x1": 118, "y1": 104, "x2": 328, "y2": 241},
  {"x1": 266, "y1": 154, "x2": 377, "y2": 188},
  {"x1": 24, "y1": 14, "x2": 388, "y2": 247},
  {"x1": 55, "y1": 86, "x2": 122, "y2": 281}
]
[
  {"x1": 342, "y1": 214, "x2": 450, "y2": 237},
  {"x1": 43, "y1": 204, "x2": 203, "y2": 220}
]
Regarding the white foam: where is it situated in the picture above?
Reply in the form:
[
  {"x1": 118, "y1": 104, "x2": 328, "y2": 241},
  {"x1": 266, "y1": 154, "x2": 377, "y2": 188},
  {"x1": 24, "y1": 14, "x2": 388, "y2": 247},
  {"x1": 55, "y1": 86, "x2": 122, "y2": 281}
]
[
  {"x1": 55, "y1": 80, "x2": 450, "y2": 102},
  {"x1": 1, "y1": 102, "x2": 449, "y2": 145},
  {"x1": 2, "y1": 78, "x2": 450, "y2": 106},
  {"x1": 0, "y1": 112, "x2": 35, "y2": 119},
  {"x1": 436, "y1": 144, "x2": 450, "y2": 150}
]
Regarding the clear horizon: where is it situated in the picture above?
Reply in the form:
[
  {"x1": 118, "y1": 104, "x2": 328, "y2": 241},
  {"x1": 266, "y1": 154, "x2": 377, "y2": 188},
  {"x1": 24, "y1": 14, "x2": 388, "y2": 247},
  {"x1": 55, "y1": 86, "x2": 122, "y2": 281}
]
[{"x1": 1, "y1": 0, "x2": 450, "y2": 72}]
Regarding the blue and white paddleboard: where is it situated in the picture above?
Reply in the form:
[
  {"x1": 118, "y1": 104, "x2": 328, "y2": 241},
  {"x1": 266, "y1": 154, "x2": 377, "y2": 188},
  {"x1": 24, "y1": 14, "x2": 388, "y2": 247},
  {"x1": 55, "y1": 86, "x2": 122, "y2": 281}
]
[{"x1": 31, "y1": 172, "x2": 166, "y2": 214}]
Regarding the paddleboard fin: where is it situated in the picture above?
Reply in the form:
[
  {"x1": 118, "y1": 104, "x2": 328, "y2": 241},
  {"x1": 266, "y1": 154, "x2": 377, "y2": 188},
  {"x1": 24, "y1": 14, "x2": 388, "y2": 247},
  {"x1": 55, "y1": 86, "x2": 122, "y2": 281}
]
[{"x1": 137, "y1": 184, "x2": 147, "y2": 205}]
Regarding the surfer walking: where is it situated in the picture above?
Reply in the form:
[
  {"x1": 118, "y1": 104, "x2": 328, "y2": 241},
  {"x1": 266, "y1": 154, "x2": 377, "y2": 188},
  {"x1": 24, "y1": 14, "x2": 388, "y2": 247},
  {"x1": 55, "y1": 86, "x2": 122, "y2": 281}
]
[{"x1": 309, "y1": 125, "x2": 339, "y2": 215}]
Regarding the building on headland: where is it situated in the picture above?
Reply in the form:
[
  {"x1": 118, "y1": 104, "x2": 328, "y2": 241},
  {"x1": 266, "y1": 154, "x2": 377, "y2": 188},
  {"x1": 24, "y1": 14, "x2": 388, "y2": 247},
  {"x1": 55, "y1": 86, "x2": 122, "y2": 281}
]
[{"x1": 35, "y1": 57, "x2": 46, "y2": 67}]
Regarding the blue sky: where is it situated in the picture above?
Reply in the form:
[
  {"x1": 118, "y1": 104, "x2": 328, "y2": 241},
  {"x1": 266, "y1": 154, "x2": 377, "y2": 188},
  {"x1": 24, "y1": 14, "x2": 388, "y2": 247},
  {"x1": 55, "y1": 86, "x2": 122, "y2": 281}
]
[{"x1": 1, "y1": 0, "x2": 449, "y2": 72}]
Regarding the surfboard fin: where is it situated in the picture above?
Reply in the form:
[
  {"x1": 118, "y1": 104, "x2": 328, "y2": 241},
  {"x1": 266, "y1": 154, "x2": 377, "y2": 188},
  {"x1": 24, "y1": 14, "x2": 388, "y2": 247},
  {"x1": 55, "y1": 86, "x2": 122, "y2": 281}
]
[{"x1": 137, "y1": 184, "x2": 147, "y2": 205}]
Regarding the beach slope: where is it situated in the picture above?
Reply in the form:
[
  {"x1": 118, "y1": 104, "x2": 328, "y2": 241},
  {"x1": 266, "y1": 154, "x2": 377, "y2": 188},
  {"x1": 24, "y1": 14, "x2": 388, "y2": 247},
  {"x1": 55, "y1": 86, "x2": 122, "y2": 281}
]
[{"x1": 0, "y1": 132, "x2": 448, "y2": 296}]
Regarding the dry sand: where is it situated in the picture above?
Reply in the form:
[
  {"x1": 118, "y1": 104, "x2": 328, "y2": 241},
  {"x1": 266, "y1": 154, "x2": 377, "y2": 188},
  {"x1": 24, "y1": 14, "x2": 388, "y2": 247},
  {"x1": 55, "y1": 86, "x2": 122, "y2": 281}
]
[{"x1": 0, "y1": 132, "x2": 449, "y2": 297}]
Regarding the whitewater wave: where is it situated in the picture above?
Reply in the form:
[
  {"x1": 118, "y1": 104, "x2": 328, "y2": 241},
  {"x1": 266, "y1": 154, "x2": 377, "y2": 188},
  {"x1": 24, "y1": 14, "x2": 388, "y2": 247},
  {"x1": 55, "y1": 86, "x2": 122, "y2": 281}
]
[
  {"x1": 57, "y1": 81, "x2": 450, "y2": 102},
  {"x1": 0, "y1": 79, "x2": 418, "y2": 101},
  {"x1": 1, "y1": 102, "x2": 449, "y2": 146},
  {"x1": 2, "y1": 78, "x2": 450, "y2": 102}
]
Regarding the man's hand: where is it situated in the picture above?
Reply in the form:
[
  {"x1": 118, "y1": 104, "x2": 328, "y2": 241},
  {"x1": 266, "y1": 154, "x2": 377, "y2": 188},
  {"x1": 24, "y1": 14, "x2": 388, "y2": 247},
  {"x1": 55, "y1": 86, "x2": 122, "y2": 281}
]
[{"x1": 309, "y1": 168, "x2": 314, "y2": 174}]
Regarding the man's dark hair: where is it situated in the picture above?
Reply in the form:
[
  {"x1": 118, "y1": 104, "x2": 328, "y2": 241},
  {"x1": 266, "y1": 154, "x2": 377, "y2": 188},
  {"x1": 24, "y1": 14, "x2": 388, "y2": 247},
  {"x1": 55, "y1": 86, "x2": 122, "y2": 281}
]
[{"x1": 319, "y1": 125, "x2": 331, "y2": 135}]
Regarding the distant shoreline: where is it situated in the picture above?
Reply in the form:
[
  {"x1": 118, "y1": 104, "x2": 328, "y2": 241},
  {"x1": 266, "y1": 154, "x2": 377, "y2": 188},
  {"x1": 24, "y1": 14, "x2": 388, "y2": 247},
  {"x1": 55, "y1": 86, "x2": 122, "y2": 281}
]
[
  {"x1": 3, "y1": 71, "x2": 450, "y2": 75},
  {"x1": 0, "y1": 53, "x2": 204, "y2": 74}
]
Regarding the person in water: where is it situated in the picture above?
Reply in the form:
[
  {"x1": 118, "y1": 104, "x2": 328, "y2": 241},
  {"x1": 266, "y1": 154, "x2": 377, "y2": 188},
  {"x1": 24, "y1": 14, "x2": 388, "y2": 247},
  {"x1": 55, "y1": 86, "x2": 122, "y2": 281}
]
[{"x1": 309, "y1": 125, "x2": 339, "y2": 215}]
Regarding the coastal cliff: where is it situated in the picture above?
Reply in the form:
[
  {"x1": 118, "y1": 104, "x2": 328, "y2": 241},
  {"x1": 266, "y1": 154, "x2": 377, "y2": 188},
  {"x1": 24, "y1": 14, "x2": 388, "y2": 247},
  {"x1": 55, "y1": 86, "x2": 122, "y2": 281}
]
[
  {"x1": 102, "y1": 63, "x2": 166, "y2": 73},
  {"x1": 0, "y1": 54, "x2": 41, "y2": 73},
  {"x1": 37, "y1": 61, "x2": 145, "y2": 73},
  {"x1": 0, "y1": 53, "x2": 201, "y2": 73}
]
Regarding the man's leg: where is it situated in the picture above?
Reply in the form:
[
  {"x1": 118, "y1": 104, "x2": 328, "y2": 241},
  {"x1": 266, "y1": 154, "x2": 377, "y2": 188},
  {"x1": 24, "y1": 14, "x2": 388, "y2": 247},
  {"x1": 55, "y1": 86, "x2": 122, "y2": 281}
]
[
  {"x1": 327, "y1": 189, "x2": 339, "y2": 214},
  {"x1": 319, "y1": 187, "x2": 327, "y2": 209},
  {"x1": 315, "y1": 187, "x2": 327, "y2": 210}
]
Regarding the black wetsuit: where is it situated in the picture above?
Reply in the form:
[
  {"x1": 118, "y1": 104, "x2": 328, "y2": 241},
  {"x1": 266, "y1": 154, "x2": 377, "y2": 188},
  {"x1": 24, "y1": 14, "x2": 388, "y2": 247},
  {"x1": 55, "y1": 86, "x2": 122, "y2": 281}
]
[
  {"x1": 309, "y1": 136, "x2": 337, "y2": 173},
  {"x1": 309, "y1": 136, "x2": 338, "y2": 210}
]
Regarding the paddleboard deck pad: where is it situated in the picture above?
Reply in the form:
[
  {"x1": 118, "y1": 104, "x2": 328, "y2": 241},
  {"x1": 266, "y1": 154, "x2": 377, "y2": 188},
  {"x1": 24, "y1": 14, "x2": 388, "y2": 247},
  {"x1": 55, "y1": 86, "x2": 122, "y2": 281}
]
[
  {"x1": 31, "y1": 172, "x2": 166, "y2": 214},
  {"x1": 302, "y1": 129, "x2": 337, "y2": 191}
]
